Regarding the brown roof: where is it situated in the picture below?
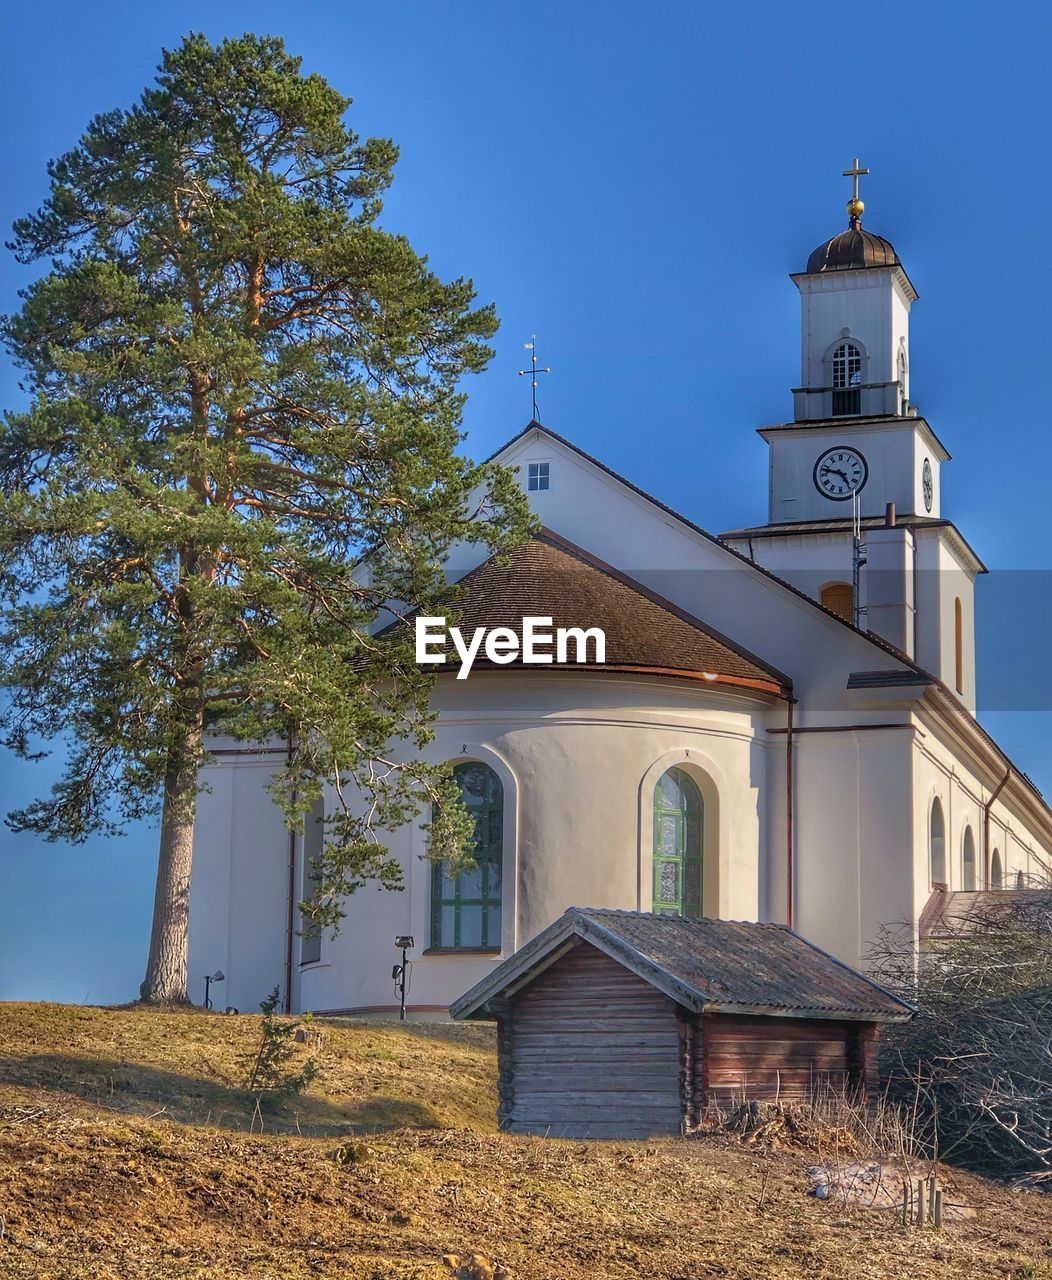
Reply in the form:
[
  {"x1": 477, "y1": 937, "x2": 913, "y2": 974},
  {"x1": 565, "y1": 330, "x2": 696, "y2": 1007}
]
[
  {"x1": 452, "y1": 908, "x2": 914, "y2": 1022},
  {"x1": 429, "y1": 531, "x2": 788, "y2": 695}
]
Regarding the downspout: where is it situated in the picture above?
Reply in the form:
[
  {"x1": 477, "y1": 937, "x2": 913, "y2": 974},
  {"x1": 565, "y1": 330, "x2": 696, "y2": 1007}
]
[
  {"x1": 983, "y1": 764, "x2": 1011, "y2": 888},
  {"x1": 284, "y1": 734, "x2": 296, "y2": 1014},
  {"x1": 786, "y1": 695, "x2": 795, "y2": 929},
  {"x1": 911, "y1": 529, "x2": 919, "y2": 660}
]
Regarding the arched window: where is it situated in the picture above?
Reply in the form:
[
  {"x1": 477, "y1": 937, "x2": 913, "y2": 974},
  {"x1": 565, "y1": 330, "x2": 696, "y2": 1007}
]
[
  {"x1": 653, "y1": 767, "x2": 703, "y2": 917},
  {"x1": 431, "y1": 762, "x2": 503, "y2": 950},
  {"x1": 832, "y1": 342, "x2": 863, "y2": 416},
  {"x1": 930, "y1": 798, "x2": 947, "y2": 887},
  {"x1": 954, "y1": 598, "x2": 964, "y2": 694},
  {"x1": 820, "y1": 581, "x2": 854, "y2": 622},
  {"x1": 962, "y1": 826, "x2": 976, "y2": 890},
  {"x1": 991, "y1": 848, "x2": 1003, "y2": 890}
]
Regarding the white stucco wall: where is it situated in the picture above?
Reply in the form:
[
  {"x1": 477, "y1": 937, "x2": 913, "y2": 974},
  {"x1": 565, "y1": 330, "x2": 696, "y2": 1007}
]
[
  {"x1": 293, "y1": 673, "x2": 772, "y2": 1014},
  {"x1": 797, "y1": 268, "x2": 913, "y2": 397},
  {"x1": 912, "y1": 718, "x2": 1052, "y2": 914},
  {"x1": 187, "y1": 422, "x2": 1052, "y2": 1018},
  {"x1": 762, "y1": 419, "x2": 945, "y2": 525},
  {"x1": 188, "y1": 747, "x2": 290, "y2": 1015},
  {"x1": 790, "y1": 725, "x2": 917, "y2": 967}
]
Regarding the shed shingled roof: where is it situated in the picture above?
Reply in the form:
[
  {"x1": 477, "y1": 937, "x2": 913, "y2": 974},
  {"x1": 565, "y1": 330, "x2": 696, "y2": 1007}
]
[
  {"x1": 451, "y1": 907, "x2": 914, "y2": 1023},
  {"x1": 415, "y1": 531, "x2": 789, "y2": 694}
]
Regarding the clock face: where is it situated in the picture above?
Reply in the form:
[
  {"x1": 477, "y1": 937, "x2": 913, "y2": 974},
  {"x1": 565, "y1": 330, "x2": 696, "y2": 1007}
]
[
  {"x1": 813, "y1": 447, "x2": 868, "y2": 501},
  {"x1": 922, "y1": 457, "x2": 933, "y2": 512}
]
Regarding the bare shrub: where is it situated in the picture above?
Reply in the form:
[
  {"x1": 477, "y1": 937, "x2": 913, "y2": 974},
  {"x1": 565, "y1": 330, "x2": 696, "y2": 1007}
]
[
  {"x1": 711, "y1": 1081, "x2": 929, "y2": 1163},
  {"x1": 869, "y1": 893, "x2": 1052, "y2": 1178}
]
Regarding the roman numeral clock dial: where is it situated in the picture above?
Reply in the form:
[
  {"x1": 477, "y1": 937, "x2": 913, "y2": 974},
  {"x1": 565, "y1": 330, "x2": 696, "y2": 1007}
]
[{"x1": 813, "y1": 446, "x2": 868, "y2": 501}]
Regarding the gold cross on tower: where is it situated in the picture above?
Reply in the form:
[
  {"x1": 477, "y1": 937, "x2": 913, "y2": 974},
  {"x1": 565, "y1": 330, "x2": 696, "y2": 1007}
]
[{"x1": 842, "y1": 157, "x2": 869, "y2": 225}]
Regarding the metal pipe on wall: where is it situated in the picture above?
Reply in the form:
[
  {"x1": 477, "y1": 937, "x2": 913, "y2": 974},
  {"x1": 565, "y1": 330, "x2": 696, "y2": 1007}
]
[
  {"x1": 983, "y1": 765, "x2": 1011, "y2": 888},
  {"x1": 786, "y1": 696, "x2": 795, "y2": 929},
  {"x1": 284, "y1": 735, "x2": 296, "y2": 1014}
]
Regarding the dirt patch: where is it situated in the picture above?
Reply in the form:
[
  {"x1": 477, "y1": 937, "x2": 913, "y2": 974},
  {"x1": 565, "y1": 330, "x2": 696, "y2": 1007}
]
[
  {"x1": 0, "y1": 1003, "x2": 1050, "y2": 1280},
  {"x1": 808, "y1": 1161, "x2": 977, "y2": 1220}
]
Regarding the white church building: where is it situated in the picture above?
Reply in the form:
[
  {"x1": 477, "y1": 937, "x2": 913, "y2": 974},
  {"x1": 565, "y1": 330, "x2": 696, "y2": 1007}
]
[{"x1": 189, "y1": 178, "x2": 1052, "y2": 1016}]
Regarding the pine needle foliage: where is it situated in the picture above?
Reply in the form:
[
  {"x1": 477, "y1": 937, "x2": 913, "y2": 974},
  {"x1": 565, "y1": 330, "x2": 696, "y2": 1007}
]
[
  {"x1": 243, "y1": 988, "x2": 317, "y2": 1102},
  {"x1": 0, "y1": 33, "x2": 534, "y2": 1001}
]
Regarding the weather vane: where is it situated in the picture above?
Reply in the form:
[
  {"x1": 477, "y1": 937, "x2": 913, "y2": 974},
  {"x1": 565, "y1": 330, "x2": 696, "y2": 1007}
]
[
  {"x1": 843, "y1": 157, "x2": 869, "y2": 225},
  {"x1": 517, "y1": 336, "x2": 551, "y2": 421}
]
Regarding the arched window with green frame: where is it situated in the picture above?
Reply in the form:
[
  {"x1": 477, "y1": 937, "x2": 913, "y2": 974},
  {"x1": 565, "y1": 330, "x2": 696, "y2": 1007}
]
[
  {"x1": 653, "y1": 767, "x2": 703, "y2": 917},
  {"x1": 431, "y1": 762, "x2": 503, "y2": 951}
]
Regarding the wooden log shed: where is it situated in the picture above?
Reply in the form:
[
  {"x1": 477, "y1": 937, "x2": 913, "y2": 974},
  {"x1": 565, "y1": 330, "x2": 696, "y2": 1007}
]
[{"x1": 450, "y1": 908, "x2": 914, "y2": 1139}]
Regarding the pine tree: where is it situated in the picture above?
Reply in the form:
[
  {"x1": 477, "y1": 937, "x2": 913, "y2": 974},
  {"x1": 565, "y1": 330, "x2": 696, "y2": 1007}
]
[{"x1": 0, "y1": 34, "x2": 532, "y2": 1003}]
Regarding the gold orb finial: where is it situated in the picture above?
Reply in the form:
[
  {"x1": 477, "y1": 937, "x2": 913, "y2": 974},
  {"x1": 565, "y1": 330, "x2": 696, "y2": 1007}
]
[{"x1": 843, "y1": 158, "x2": 869, "y2": 226}]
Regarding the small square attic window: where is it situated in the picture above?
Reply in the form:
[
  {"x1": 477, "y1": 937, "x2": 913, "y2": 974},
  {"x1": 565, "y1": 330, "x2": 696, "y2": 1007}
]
[{"x1": 527, "y1": 461, "x2": 550, "y2": 491}]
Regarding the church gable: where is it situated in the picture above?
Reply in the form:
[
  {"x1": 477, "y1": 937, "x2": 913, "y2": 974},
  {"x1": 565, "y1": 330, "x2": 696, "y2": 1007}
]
[{"x1": 486, "y1": 421, "x2": 917, "y2": 705}]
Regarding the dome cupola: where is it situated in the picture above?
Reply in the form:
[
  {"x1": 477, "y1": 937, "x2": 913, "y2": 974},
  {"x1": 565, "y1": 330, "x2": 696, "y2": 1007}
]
[
  {"x1": 804, "y1": 157, "x2": 900, "y2": 274},
  {"x1": 805, "y1": 225, "x2": 900, "y2": 274}
]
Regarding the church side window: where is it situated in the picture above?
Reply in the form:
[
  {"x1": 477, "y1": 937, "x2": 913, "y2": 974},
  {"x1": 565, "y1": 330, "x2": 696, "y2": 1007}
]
[
  {"x1": 930, "y1": 797, "x2": 946, "y2": 887},
  {"x1": 431, "y1": 762, "x2": 503, "y2": 950},
  {"x1": 832, "y1": 342, "x2": 862, "y2": 416},
  {"x1": 954, "y1": 597, "x2": 964, "y2": 694},
  {"x1": 653, "y1": 767, "x2": 703, "y2": 917},
  {"x1": 991, "y1": 848, "x2": 1003, "y2": 889},
  {"x1": 962, "y1": 826, "x2": 977, "y2": 891},
  {"x1": 820, "y1": 581, "x2": 853, "y2": 622},
  {"x1": 300, "y1": 797, "x2": 325, "y2": 965}
]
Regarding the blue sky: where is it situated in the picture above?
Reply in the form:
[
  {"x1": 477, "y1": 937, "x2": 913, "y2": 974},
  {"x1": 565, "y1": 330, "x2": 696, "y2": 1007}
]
[{"x1": 1, "y1": 1, "x2": 1051, "y2": 1003}]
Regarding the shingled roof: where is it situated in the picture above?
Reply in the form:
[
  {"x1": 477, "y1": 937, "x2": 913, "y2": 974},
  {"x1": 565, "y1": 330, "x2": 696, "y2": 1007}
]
[
  {"x1": 451, "y1": 907, "x2": 914, "y2": 1023},
  {"x1": 423, "y1": 531, "x2": 789, "y2": 695}
]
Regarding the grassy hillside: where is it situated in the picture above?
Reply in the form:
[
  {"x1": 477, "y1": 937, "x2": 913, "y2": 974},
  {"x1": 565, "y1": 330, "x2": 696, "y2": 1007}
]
[{"x1": 0, "y1": 1003, "x2": 1050, "y2": 1280}]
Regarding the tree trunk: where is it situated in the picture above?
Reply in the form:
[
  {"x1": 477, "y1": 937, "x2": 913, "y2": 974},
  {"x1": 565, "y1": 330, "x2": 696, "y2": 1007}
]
[{"x1": 141, "y1": 717, "x2": 203, "y2": 1004}]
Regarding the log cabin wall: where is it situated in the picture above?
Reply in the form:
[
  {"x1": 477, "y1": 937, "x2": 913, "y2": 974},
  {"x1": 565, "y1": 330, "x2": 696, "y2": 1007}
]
[
  {"x1": 697, "y1": 1013, "x2": 857, "y2": 1109},
  {"x1": 501, "y1": 940, "x2": 684, "y2": 1138}
]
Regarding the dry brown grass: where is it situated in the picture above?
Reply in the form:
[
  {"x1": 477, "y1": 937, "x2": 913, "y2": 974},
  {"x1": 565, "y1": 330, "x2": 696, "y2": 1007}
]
[
  {"x1": 0, "y1": 1001, "x2": 497, "y2": 1135},
  {"x1": 0, "y1": 1002, "x2": 1051, "y2": 1279}
]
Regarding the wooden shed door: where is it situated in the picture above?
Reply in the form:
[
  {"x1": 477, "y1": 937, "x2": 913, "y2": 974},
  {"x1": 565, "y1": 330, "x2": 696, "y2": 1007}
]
[
  {"x1": 703, "y1": 1015, "x2": 852, "y2": 1105},
  {"x1": 504, "y1": 942, "x2": 682, "y2": 1139}
]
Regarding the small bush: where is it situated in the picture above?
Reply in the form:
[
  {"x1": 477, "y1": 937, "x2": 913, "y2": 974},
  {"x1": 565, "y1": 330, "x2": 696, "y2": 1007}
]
[{"x1": 242, "y1": 987, "x2": 317, "y2": 1104}]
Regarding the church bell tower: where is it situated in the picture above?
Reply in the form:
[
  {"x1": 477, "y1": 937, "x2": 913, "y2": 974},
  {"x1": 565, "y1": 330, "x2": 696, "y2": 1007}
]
[
  {"x1": 720, "y1": 162, "x2": 985, "y2": 711},
  {"x1": 792, "y1": 159, "x2": 917, "y2": 426}
]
